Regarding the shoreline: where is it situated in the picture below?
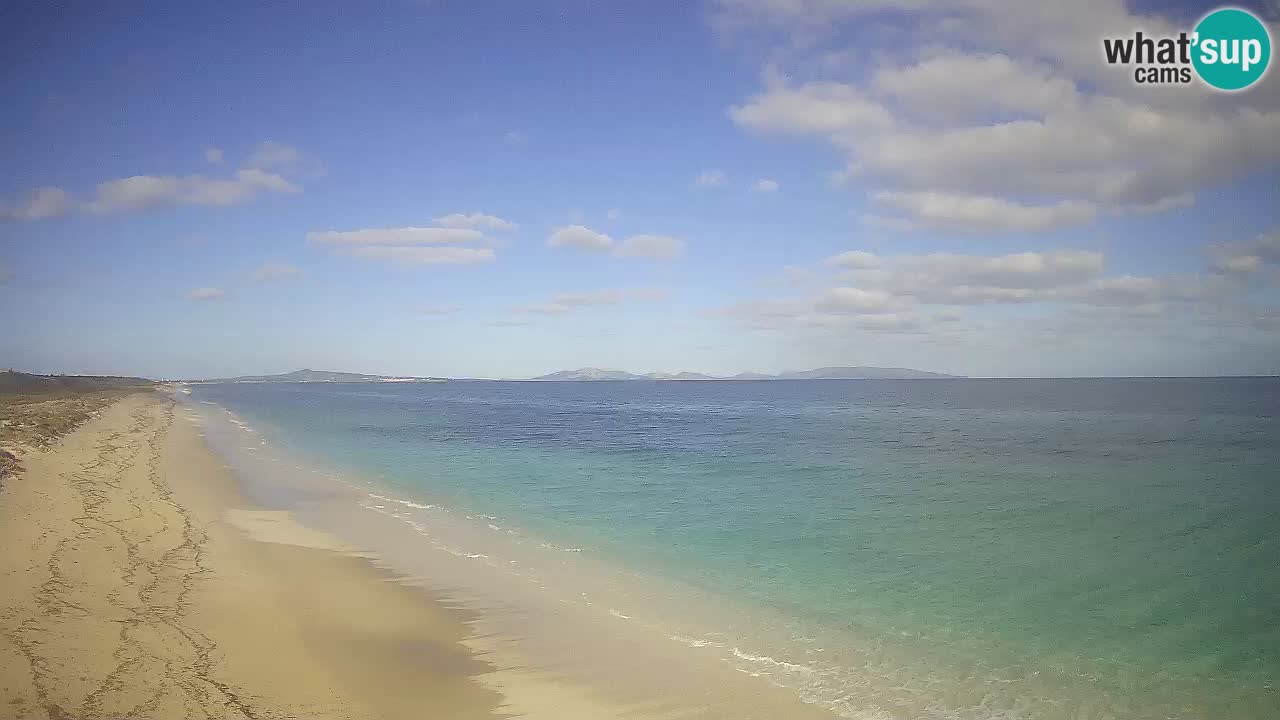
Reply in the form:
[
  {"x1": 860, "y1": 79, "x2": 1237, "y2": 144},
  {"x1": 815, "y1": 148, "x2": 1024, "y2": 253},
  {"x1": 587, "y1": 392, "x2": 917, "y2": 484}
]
[
  {"x1": 1, "y1": 389, "x2": 841, "y2": 719},
  {"x1": 6, "y1": 383, "x2": 1272, "y2": 718},
  {"x1": 0, "y1": 391, "x2": 504, "y2": 718},
  {"x1": 187, "y1": 391, "x2": 847, "y2": 719}
]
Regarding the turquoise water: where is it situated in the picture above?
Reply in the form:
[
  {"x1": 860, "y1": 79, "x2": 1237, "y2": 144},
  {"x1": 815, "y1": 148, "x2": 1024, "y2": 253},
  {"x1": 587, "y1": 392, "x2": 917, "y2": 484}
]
[{"x1": 191, "y1": 378, "x2": 1280, "y2": 719}]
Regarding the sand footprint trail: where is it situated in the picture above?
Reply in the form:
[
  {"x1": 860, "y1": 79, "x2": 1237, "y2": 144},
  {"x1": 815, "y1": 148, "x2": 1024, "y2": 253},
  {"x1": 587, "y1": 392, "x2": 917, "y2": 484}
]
[{"x1": 0, "y1": 393, "x2": 502, "y2": 720}]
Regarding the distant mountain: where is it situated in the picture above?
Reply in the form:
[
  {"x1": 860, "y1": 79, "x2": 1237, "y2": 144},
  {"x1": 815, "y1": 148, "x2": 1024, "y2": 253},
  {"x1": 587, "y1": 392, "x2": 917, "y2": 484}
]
[
  {"x1": 196, "y1": 369, "x2": 447, "y2": 384},
  {"x1": 644, "y1": 371, "x2": 718, "y2": 381},
  {"x1": 530, "y1": 368, "x2": 641, "y2": 381},
  {"x1": 728, "y1": 372, "x2": 775, "y2": 380},
  {"x1": 194, "y1": 366, "x2": 959, "y2": 384},
  {"x1": 528, "y1": 366, "x2": 959, "y2": 381},
  {"x1": 775, "y1": 366, "x2": 957, "y2": 380}
]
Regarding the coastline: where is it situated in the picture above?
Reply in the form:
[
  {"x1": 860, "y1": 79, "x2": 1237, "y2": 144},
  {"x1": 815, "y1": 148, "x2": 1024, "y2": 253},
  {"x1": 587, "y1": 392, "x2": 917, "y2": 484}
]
[
  {"x1": 6, "y1": 382, "x2": 1273, "y2": 719},
  {"x1": 187, "y1": 392, "x2": 847, "y2": 718},
  {"x1": 0, "y1": 390, "x2": 503, "y2": 719},
  {"x1": 1, "y1": 389, "x2": 841, "y2": 720}
]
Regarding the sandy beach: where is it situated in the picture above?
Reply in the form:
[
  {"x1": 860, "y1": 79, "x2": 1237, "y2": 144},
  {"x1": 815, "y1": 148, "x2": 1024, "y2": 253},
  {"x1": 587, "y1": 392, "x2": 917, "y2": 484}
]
[{"x1": 0, "y1": 390, "x2": 503, "y2": 719}]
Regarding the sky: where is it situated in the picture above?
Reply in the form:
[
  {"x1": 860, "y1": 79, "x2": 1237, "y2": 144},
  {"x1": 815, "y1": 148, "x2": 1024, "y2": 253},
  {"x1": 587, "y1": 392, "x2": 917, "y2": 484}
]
[{"x1": 2, "y1": 0, "x2": 1278, "y2": 379}]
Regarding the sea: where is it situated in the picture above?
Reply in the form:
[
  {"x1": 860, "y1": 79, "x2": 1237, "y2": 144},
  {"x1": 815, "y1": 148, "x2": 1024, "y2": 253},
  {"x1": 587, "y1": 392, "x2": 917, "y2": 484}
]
[{"x1": 186, "y1": 378, "x2": 1280, "y2": 719}]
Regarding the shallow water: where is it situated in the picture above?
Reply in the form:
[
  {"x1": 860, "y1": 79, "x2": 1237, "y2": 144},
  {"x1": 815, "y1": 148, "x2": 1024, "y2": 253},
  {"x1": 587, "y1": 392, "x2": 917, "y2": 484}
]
[{"x1": 189, "y1": 378, "x2": 1280, "y2": 719}]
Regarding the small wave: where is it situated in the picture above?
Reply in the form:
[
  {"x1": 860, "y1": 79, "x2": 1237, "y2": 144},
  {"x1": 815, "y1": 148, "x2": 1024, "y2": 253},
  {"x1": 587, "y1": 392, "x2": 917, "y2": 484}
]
[
  {"x1": 538, "y1": 542, "x2": 585, "y2": 553},
  {"x1": 609, "y1": 609, "x2": 632, "y2": 620},
  {"x1": 358, "y1": 502, "x2": 495, "y2": 565},
  {"x1": 367, "y1": 492, "x2": 436, "y2": 510},
  {"x1": 730, "y1": 648, "x2": 815, "y2": 674},
  {"x1": 669, "y1": 633, "x2": 720, "y2": 649}
]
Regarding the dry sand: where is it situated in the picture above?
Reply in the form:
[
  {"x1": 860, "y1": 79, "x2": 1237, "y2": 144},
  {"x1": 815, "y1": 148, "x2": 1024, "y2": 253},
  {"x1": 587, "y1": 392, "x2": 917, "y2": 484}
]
[{"x1": 0, "y1": 391, "x2": 503, "y2": 719}]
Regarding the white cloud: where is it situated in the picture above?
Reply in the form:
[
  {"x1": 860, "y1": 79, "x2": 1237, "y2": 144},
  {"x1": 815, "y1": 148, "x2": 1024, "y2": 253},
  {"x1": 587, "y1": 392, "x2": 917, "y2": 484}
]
[
  {"x1": 235, "y1": 168, "x2": 297, "y2": 193},
  {"x1": 1125, "y1": 193, "x2": 1195, "y2": 215},
  {"x1": 1214, "y1": 255, "x2": 1264, "y2": 274},
  {"x1": 1063, "y1": 275, "x2": 1163, "y2": 307},
  {"x1": 512, "y1": 288, "x2": 667, "y2": 316},
  {"x1": 874, "y1": 191, "x2": 1097, "y2": 233},
  {"x1": 505, "y1": 130, "x2": 528, "y2": 145},
  {"x1": 872, "y1": 52, "x2": 1078, "y2": 122},
  {"x1": 86, "y1": 170, "x2": 300, "y2": 213},
  {"x1": 307, "y1": 227, "x2": 485, "y2": 246},
  {"x1": 719, "y1": 296, "x2": 925, "y2": 335},
  {"x1": 753, "y1": 178, "x2": 781, "y2": 193},
  {"x1": 854, "y1": 101, "x2": 1278, "y2": 208},
  {"x1": 774, "y1": 265, "x2": 818, "y2": 287},
  {"x1": 338, "y1": 246, "x2": 496, "y2": 266},
  {"x1": 721, "y1": 4, "x2": 1280, "y2": 227},
  {"x1": 242, "y1": 140, "x2": 324, "y2": 177},
  {"x1": 817, "y1": 286, "x2": 898, "y2": 313},
  {"x1": 1061, "y1": 275, "x2": 1230, "y2": 308},
  {"x1": 734, "y1": 246, "x2": 1245, "y2": 349},
  {"x1": 1247, "y1": 230, "x2": 1280, "y2": 263},
  {"x1": 548, "y1": 224, "x2": 614, "y2": 251},
  {"x1": 90, "y1": 176, "x2": 198, "y2": 212},
  {"x1": 730, "y1": 249, "x2": 1113, "y2": 333},
  {"x1": 546, "y1": 226, "x2": 686, "y2": 260},
  {"x1": 252, "y1": 262, "x2": 304, "y2": 281},
  {"x1": 1210, "y1": 228, "x2": 1280, "y2": 274},
  {"x1": 4, "y1": 142, "x2": 318, "y2": 218},
  {"x1": 434, "y1": 212, "x2": 517, "y2": 231},
  {"x1": 695, "y1": 170, "x2": 727, "y2": 187},
  {"x1": 615, "y1": 234, "x2": 685, "y2": 259},
  {"x1": 730, "y1": 79, "x2": 895, "y2": 138},
  {"x1": 718, "y1": 245, "x2": 1252, "y2": 350},
  {"x1": 414, "y1": 304, "x2": 463, "y2": 315},
  {"x1": 825, "y1": 250, "x2": 881, "y2": 269},
  {"x1": 312, "y1": 217, "x2": 503, "y2": 268},
  {"x1": 186, "y1": 287, "x2": 226, "y2": 301},
  {"x1": 853, "y1": 313, "x2": 926, "y2": 334},
  {"x1": 881, "y1": 250, "x2": 1107, "y2": 303},
  {"x1": 0, "y1": 186, "x2": 73, "y2": 221}
]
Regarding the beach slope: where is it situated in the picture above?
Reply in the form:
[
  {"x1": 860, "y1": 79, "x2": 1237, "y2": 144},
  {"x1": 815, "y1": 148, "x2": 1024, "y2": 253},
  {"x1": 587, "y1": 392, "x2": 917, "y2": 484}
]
[{"x1": 0, "y1": 391, "x2": 500, "y2": 719}]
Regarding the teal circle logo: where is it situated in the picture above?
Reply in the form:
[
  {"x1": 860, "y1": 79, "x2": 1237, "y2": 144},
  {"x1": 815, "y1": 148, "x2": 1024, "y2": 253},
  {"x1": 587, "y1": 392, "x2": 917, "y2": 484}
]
[{"x1": 1192, "y1": 7, "x2": 1271, "y2": 91}]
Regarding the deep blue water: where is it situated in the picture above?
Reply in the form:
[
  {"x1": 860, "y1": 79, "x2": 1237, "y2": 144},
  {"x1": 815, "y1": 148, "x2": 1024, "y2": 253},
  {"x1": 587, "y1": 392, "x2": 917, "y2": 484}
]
[{"x1": 190, "y1": 378, "x2": 1280, "y2": 719}]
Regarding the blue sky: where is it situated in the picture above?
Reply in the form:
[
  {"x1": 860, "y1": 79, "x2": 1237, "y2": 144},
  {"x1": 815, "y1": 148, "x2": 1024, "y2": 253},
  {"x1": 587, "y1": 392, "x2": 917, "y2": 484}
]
[{"x1": 2, "y1": 0, "x2": 1278, "y2": 379}]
